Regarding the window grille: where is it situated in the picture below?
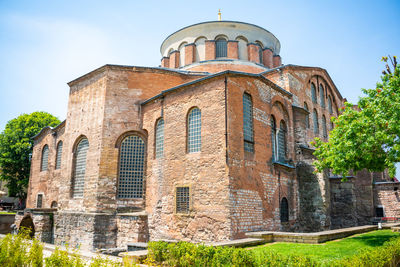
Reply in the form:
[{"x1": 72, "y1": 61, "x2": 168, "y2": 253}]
[
  {"x1": 41, "y1": 145, "x2": 49, "y2": 171},
  {"x1": 313, "y1": 109, "x2": 319, "y2": 134},
  {"x1": 117, "y1": 135, "x2": 145, "y2": 198},
  {"x1": 304, "y1": 102, "x2": 310, "y2": 128},
  {"x1": 155, "y1": 119, "x2": 164, "y2": 158},
  {"x1": 328, "y1": 96, "x2": 333, "y2": 114},
  {"x1": 176, "y1": 187, "x2": 190, "y2": 213},
  {"x1": 72, "y1": 138, "x2": 89, "y2": 198},
  {"x1": 243, "y1": 93, "x2": 254, "y2": 152},
  {"x1": 258, "y1": 45, "x2": 263, "y2": 63},
  {"x1": 278, "y1": 121, "x2": 287, "y2": 163},
  {"x1": 280, "y1": 197, "x2": 289, "y2": 222},
  {"x1": 271, "y1": 117, "x2": 277, "y2": 161},
  {"x1": 215, "y1": 39, "x2": 227, "y2": 58},
  {"x1": 55, "y1": 141, "x2": 63, "y2": 169},
  {"x1": 37, "y1": 194, "x2": 43, "y2": 208},
  {"x1": 311, "y1": 83, "x2": 317, "y2": 104},
  {"x1": 322, "y1": 115, "x2": 327, "y2": 138},
  {"x1": 188, "y1": 108, "x2": 201, "y2": 153},
  {"x1": 320, "y1": 85, "x2": 325, "y2": 108}
]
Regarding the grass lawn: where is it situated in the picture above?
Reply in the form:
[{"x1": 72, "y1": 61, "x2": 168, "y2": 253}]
[
  {"x1": 251, "y1": 230, "x2": 400, "y2": 263},
  {"x1": 0, "y1": 211, "x2": 16, "y2": 214}
]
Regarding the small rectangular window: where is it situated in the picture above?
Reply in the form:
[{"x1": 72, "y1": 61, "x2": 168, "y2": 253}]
[
  {"x1": 37, "y1": 194, "x2": 43, "y2": 208},
  {"x1": 376, "y1": 207, "x2": 384, "y2": 218},
  {"x1": 176, "y1": 187, "x2": 190, "y2": 213}
]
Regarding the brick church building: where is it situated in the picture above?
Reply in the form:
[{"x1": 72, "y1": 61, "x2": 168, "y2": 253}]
[{"x1": 19, "y1": 20, "x2": 399, "y2": 250}]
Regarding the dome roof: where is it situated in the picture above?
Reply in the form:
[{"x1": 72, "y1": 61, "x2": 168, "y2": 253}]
[{"x1": 160, "y1": 21, "x2": 281, "y2": 57}]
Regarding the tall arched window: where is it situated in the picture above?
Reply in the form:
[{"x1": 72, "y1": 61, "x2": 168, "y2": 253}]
[
  {"x1": 280, "y1": 197, "x2": 289, "y2": 223},
  {"x1": 215, "y1": 38, "x2": 227, "y2": 58},
  {"x1": 41, "y1": 145, "x2": 49, "y2": 171},
  {"x1": 55, "y1": 141, "x2": 63, "y2": 169},
  {"x1": 155, "y1": 118, "x2": 164, "y2": 158},
  {"x1": 243, "y1": 93, "x2": 254, "y2": 152},
  {"x1": 304, "y1": 102, "x2": 310, "y2": 129},
  {"x1": 271, "y1": 116, "x2": 277, "y2": 161},
  {"x1": 328, "y1": 95, "x2": 333, "y2": 114},
  {"x1": 72, "y1": 138, "x2": 89, "y2": 198},
  {"x1": 117, "y1": 135, "x2": 145, "y2": 199},
  {"x1": 278, "y1": 121, "x2": 287, "y2": 162},
  {"x1": 313, "y1": 109, "x2": 319, "y2": 134},
  {"x1": 187, "y1": 108, "x2": 201, "y2": 153},
  {"x1": 311, "y1": 83, "x2": 317, "y2": 104},
  {"x1": 320, "y1": 84, "x2": 325, "y2": 108},
  {"x1": 256, "y1": 42, "x2": 263, "y2": 63},
  {"x1": 322, "y1": 115, "x2": 327, "y2": 138}
]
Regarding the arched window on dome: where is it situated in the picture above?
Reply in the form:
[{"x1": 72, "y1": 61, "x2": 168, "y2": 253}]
[
  {"x1": 178, "y1": 42, "x2": 187, "y2": 67},
  {"x1": 320, "y1": 84, "x2": 325, "y2": 108},
  {"x1": 256, "y1": 41, "x2": 263, "y2": 64},
  {"x1": 313, "y1": 109, "x2": 319, "y2": 134},
  {"x1": 195, "y1": 37, "x2": 206, "y2": 62},
  {"x1": 117, "y1": 135, "x2": 145, "y2": 199},
  {"x1": 41, "y1": 145, "x2": 49, "y2": 172},
  {"x1": 311, "y1": 83, "x2": 317, "y2": 104},
  {"x1": 71, "y1": 138, "x2": 89, "y2": 198},
  {"x1": 236, "y1": 36, "x2": 248, "y2": 60},
  {"x1": 304, "y1": 102, "x2": 310, "y2": 129},
  {"x1": 215, "y1": 38, "x2": 227, "y2": 58}
]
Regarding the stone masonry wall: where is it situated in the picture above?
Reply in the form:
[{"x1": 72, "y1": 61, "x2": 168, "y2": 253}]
[
  {"x1": 226, "y1": 75, "x2": 298, "y2": 236},
  {"x1": 142, "y1": 77, "x2": 231, "y2": 242},
  {"x1": 116, "y1": 214, "x2": 148, "y2": 247},
  {"x1": 374, "y1": 183, "x2": 400, "y2": 217}
]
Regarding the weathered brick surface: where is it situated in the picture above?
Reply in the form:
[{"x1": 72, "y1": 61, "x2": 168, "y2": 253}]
[{"x1": 23, "y1": 23, "x2": 395, "y2": 250}]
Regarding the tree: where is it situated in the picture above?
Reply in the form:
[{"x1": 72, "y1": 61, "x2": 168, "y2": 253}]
[
  {"x1": 0, "y1": 112, "x2": 60, "y2": 199},
  {"x1": 313, "y1": 56, "x2": 400, "y2": 178}
]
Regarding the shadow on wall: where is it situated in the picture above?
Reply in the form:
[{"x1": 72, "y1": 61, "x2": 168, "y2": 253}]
[{"x1": 296, "y1": 162, "x2": 328, "y2": 232}]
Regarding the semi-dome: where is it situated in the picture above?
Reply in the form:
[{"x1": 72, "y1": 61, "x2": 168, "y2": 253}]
[{"x1": 160, "y1": 21, "x2": 282, "y2": 73}]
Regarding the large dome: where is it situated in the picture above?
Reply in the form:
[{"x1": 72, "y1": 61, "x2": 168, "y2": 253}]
[{"x1": 160, "y1": 21, "x2": 282, "y2": 73}]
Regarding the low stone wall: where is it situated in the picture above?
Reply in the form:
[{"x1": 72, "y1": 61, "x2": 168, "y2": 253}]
[
  {"x1": 0, "y1": 214, "x2": 15, "y2": 234},
  {"x1": 246, "y1": 225, "x2": 377, "y2": 244},
  {"x1": 15, "y1": 209, "x2": 55, "y2": 243},
  {"x1": 116, "y1": 212, "x2": 148, "y2": 247}
]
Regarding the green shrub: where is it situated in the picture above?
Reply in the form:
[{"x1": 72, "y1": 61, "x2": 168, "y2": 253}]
[
  {"x1": 45, "y1": 245, "x2": 85, "y2": 267},
  {"x1": 0, "y1": 228, "x2": 44, "y2": 266}
]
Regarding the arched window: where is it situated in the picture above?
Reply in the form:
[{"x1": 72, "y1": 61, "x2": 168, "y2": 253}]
[
  {"x1": 271, "y1": 116, "x2": 277, "y2": 161},
  {"x1": 311, "y1": 83, "x2": 317, "y2": 104},
  {"x1": 215, "y1": 38, "x2": 227, "y2": 58},
  {"x1": 278, "y1": 121, "x2": 287, "y2": 162},
  {"x1": 41, "y1": 145, "x2": 49, "y2": 171},
  {"x1": 322, "y1": 115, "x2": 327, "y2": 138},
  {"x1": 304, "y1": 102, "x2": 310, "y2": 129},
  {"x1": 187, "y1": 108, "x2": 201, "y2": 153},
  {"x1": 178, "y1": 42, "x2": 187, "y2": 67},
  {"x1": 280, "y1": 197, "x2": 289, "y2": 223},
  {"x1": 243, "y1": 93, "x2": 254, "y2": 152},
  {"x1": 55, "y1": 141, "x2": 63, "y2": 169},
  {"x1": 328, "y1": 95, "x2": 333, "y2": 114},
  {"x1": 236, "y1": 36, "x2": 248, "y2": 60},
  {"x1": 117, "y1": 135, "x2": 145, "y2": 199},
  {"x1": 155, "y1": 118, "x2": 164, "y2": 158},
  {"x1": 72, "y1": 138, "x2": 89, "y2": 198},
  {"x1": 256, "y1": 42, "x2": 263, "y2": 63},
  {"x1": 320, "y1": 84, "x2": 325, "y2": 108},
  {"x1": 313, "y1": 109, "x2": 319, "y2": 134},
  {"x1": 195, "y1": 37, "x2": 206, "y2": 62}
]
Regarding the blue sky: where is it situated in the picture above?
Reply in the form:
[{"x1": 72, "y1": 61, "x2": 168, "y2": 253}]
[{"x1": 0, "y1": 0, "x2": 399, "y2": 131}]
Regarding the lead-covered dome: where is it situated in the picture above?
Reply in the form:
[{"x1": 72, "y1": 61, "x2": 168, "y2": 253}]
[{"x1": 160, "y1": 21, "x2": 282, "y2": 73}]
